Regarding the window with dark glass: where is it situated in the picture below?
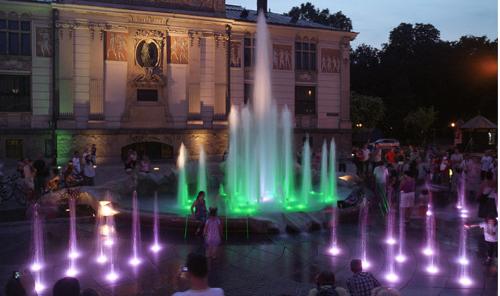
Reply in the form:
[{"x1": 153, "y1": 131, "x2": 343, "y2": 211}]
[
  {"x1": 244, "y1": 37, "x2": 255, "y2": 67},
  {"x1": 0, "y1": 19, "x2": 30, "y2": 56},
  {"x1": 295, "y1": 41, "x2": 317, "y2": 71},
  {"x1": 5, "y1": 139, "x2": 23, "y2": 159},
  {"x1": 244, "y1": 83, "x2": 253, "y2": 105},
  {"x1": 0, "y1": 75, "x2": 31, "y2": 112},
  {"x1": 137, "y1": 89, "x2": 158, "y2": 102},
  {"x1": 295, "y1": 85, "x2": 316, "y2": 115}
]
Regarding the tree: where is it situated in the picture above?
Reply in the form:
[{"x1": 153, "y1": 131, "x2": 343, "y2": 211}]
[
  {"x1": 286, "y1": 2, "x2": 352, "y2": 31},
  {"x1": 403, "y1": 106, "x2": 438, "y2": 143},
  {"x1": 350, "y1": 92, "x2": 385, "y2": 128}
]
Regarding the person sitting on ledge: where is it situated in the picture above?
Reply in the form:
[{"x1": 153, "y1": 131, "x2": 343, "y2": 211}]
[
  {"x1": 307, "y1": 270, "x2": 349, "y2": 296},
  {"x1": 173, "y1": 253, "x2": 224, "y2": 296},
  {"x1": 346, "y1": 259, "x2": 380, "y2": 296}
]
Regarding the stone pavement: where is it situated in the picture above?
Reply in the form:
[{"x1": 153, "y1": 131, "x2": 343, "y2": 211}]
[{"x1": 0, "y1": 199, "x2": 496, "y2": 296}]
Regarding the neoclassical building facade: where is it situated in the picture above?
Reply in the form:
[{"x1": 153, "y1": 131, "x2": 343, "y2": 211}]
[{"x1": 0, "y1": 0, "x2": 356, "y2": 163}]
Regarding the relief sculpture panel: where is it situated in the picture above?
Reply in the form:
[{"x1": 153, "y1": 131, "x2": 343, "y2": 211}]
[
  {"x1": 320, "y1": 48, "x2": 340, "y2": 73},
  {"x1": 106, "y1": 32, "x2": 128, "y2": 61},
  {"x1": 169, "y1": 36, "x2": 189, "y2": 64},
  {"x1": 273, "y1": 44, "x2": 292, "y2": 71},
  {"x1": 230, "y1": 41, "x2": 241, "y2": 68}
]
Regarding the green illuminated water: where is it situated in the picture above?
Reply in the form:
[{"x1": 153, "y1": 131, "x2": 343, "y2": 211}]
[
  {"x1": 320, "y1": 140, "x2": 329, "y2": 202},
  {"x1": 197, "y1": 146, "x2": 207, "y2": 195}
]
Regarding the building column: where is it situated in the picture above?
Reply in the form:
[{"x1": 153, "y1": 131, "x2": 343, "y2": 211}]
[
  {"x1": 89, "y1": 28, "x2": 104, "y2": 123},
  {"x1": 57, "y1": 25, "x2": 74, "y2": 119},
  {"x1": 187, "y1": 32, "x2": 201, "y2": 124},
  {"x1": 73, "y1": 26, "x2": 90, "y2": 128},
  {"x1": 339, "y1": 37, "x2": 351, "y2": 129}
]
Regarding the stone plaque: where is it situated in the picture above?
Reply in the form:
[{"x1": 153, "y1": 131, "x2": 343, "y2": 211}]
[
  {"x1": 273, "y1": 44, "x2": 292, "y2": 70},
  {"x1": 169, "y1": 36, "x2": 189, "y2": 64},
  {"x1": 230, "y1": 41, "x2": 241, "y2": 68},
  {"x1": 320, "y1": 48, "x2": 340, "y2": 73},
  {"x1": 106, "y1": 32, "x2": 128, "y2": 61},
  {"x1": 36, "y1": 27, "x2": 52, "y2": 57}
]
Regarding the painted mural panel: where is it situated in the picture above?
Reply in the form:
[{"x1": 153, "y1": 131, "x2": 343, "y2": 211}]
[
  {"x1": 170, "y1": 36, "x2": 189, "y2": 64},
  {"x1": 230, "y1": 41, "x2": 241, "y2": 68},
  {"x1": 106, "y1": 32, "x2": 128, "y2": 61},
  {"x1": 273, "y1": 44, "x2": 292, "y2": 70},
  {"x1": 320, "y1": 48, "x2": 340, "y2": 73},
  {"x1": 36, "y1": 27, "x2": 52, "y2": 57}
]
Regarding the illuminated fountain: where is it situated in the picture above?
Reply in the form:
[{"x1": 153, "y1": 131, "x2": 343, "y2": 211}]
[
  {"x1": 300, "y1": 138, "x2": 312, "y2": 207},
  {"x1": 66, "y1": 197, "x2": 80, "y2": 277},
  {"x1": 197, "y1": 146, "x2": 208, "y2": 195},
  {"x1": 98, "y1": 198, "x2": 120, "y2": 282},
  {"x1": 320, "y1": 141, "x2": 328, "y2": 202},
  {"x1": 177, "y1": 143, "x2": 189, "y2": 211},
  {"x1": 422, "y1": 188, "x2": 439, "y2": 276},
  {"x1": 328, "y1": 139, "x2": 338, "y2": 203},
  {"x1": 150, "y1": 192, "x2": 162, "y2": 253},
  {"x1": 457, "y1": 217, "x2": 472, "y2": 286},
  {"x1": 359, "y1": 197, "x2": 371, "y2": 268},
  {"x1": 395, "y1": 206, "x2": 406, "y2": 263},
  {"x1": 129, "y1": 191, "x2": 142, "y2": 266},
  {"x1": 30, "y1": 203, "x2": 46, "y2": 293},
  {"x1": 384, "y1": 195, "x2": 398, "y2": 282}
]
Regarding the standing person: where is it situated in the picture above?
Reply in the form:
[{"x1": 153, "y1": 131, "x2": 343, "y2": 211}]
[
  {"x1": 139, "y1": 155, "x2": 151, "y2": 174},
  {"x1": 23, "y1": 159, "x2": 35, "y2": 201},
  {"x1": 82, "y1": 155, "x2": 96, "y2": 186},
  {"x1": 33, "y1": 154, "x2": 48, "y2": 198},
  {"x1": 361, "y1": 145, "x2": 370, "y2": 178},
  {"x1": 399, "y1": 171, "x2": 415, "y2": 223},
  {"x1": 480, "y1": 151, "x2": 494, "y2": 180},
  {"x1": 46, "y1": 168, "x2": 61, "y2": 192},
  {"x1": 191, "y1": 191, "x2": 207, "y2": 236},
  {"x1": 71, "y1": 151, "x2": 81, "y2": 175},
  {"x1": 173, "y1": 253, "x2": 224, "y2": 296},
  {"x1": 307, "y1": 271, "x2": 350, "y2": 296},
  {"x1": 373, "y1": 162, "x2": 389, "y2": 211},
  {"x1": 465, "y1": 216, "x2": 498, "y2": 265},
  {"x1": 385, "y1": 148, "x2": 396, "y2": 167},
  {"x1": 346, "y1": 259, "x2": 380, "y2": 296},
  {"x1": 90, "y1": 144, "x2": 97, "y2": 165},
  {"x1": 203, "y1": 207, "x2": 222, "y2": 260},
  {"x1": 477, "y1": 172, "x2": 498, "y2": 218}
]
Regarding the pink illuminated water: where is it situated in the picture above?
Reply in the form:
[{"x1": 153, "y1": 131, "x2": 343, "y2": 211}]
[
  {"x1": 66, "y1": 197, "x2": 79, "y2": 277},
  {"x1": 457, "y1": 215, "x2": 472, "y2": 285},
  {"x1": 150, "y1": 192, "x2": 162, "y2": 253},
  {"x1": 129, "y1": 191, "x2": 142, "y2": 266},
  {"x1": 30, "y1": 203, "x2": 45, "y2": 293},
  {"x1": 359, "y1": 197, "x2": 370, "y2": 268},
  {"x1": 396, "y1": 204, "x2": 406, "y2": 263},
  {"x1": 328, "y1": 207, "x2": 340, "y2": 256}
]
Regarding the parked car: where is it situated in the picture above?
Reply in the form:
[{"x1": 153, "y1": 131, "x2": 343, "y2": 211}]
[{"x1": 371, "y1": 138, "x2": 400, "y2": 148}]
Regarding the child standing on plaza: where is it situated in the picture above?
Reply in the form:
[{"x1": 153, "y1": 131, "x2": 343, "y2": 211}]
[
  {"x1": 466, "y1": 216, "x2": 498, "y2": 265},
  {"x1": 203, "y1": 207, "x2": 222, "y2": 260}
]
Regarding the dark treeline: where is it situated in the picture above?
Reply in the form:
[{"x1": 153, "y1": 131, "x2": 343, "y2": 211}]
[{"x1": 351, "y1": 23, "x2": 498, "y2": 139}]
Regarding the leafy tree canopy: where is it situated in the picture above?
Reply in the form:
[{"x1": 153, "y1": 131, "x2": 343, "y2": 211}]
[
  {"x1": 286, "y1": 2, "x2": 352, "y2": 31},
  {"x1": 350, "y1": 92, "x2": 385, "y2": 128}
]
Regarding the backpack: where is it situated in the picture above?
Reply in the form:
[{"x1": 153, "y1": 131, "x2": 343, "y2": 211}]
[{"x1": 317, "y1": 286, "x2": 339, "y2": 296}]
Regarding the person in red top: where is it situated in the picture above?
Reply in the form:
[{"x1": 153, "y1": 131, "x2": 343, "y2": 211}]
[{"x1": 385, "y1": 148, "x2": 396, "y2": 165}]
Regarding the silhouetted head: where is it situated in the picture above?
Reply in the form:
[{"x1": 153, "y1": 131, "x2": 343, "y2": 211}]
[
  {"x1": 197, "y1": 191, "x2": 205, "y2": 201},
  {"x1": 53, "y1": 277, "x2": 80, "y2": 296},
  {"x1": 486, "y1": 171, "x2": 494, "y2": 181},
  {"x1": 316, "y1": 270, "x2": 336, "y2": 287},
  {"x1": 186, "y1": 253, "x2": 208, "y2": 279},
  {"x1": 350, "y1": 259, "x2": 363, "y2": 273},
  {"x1": 209, "y1": 207, "x2": 218, "y2": 217},
  {"x1": 5, "y1": 278, "x2": 26, "y2": 296}
]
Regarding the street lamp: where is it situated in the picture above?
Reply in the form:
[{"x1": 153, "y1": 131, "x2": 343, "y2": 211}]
[{"x1": 450, "y1": 122, "x2": 456, "y2": 128}]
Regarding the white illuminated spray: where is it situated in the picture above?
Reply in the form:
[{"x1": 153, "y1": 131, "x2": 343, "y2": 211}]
[
  {"x1": 396, "y1": 202, "x2": 406, "y2": 263},
  {"x1": 359, "y1": 196, "x2": 371, "y2": 268},
  {"x1": 421, "y1": 184, "x2": 439, "y2": 274},
  {"x1": 327, "y1": 139, "x2": 340, "y2": 256},
  {"x1": 129, "y1": 191, "x2": 142, "y2": 266},
  {"x1": 66, "y1": 197, "x2": 79, "y2": 277},
  {"x1": 328, "y1": 206, "x2": 340, "y2": 256},
  {"x1": 30, "y1": 203, "x2": 46, "y2": 293},
  {"x1": 457, "y1": 174, "x2": 472, "y2": 286},
  {"x1": 150, "y1": 191, "x2": 161, "y2": 253},
  {"x1": 384, "y1": 189, "x2": 398, "y2": 282}
]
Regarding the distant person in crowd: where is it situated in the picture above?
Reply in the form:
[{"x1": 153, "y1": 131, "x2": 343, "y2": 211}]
[
  {"x1": 53, "y1": 277, "x2": 80, "y2": 296},
  {"x1": 82, "y1": 147, "x2": 90, "y2": 163},
  {"x1": 450, "y1": 148, "x2": 463, "y2": 171},
  {"x1": 33, "y1": 154, "x2": 48, "y2": 197},
  {"x1": 371, "y1": 287, "x2": 400, "y2": 296},
  {"x1": 439, "y1": 155, "x2": 450, "y2": 184},
  {"x1": 71, "y1": 151, "x2": 81, "y2": 175},
  {"x1": 46, "y1": 168, "x2": 61, "y2": 192},
  {"x1": 82, "y1": 155, "x2": 96, "y2": 186},
  {"x1": 477, "y1": 171, "x2": 497, "y2": 218},
  {"x1": 22, "y1": 159, "x2": 35, "y2": 201},
  {"x1": 173, "y1": 253, "x2": 224, "y2": 296},
  {"x1": 385, "y1": 148, "x2": 396, "y2": 166},
  {"x1": 416, "y1": 157, "x2": 430, "y2": 185},
  {"x1": 63, "y1": 161, "x2": 82, "y2": 187},
  {"x1": 191, "y1": 191, "x2": 207, "y2": 236},
  {"x1": 204, "y1": 207, "x2": 222, "y2": 260},
  {"x1": 346, "y1": 259, "x2": 380, "y2": 296},
  {"x1": 361, "y1": 145, "x2": 370, "y2": 177},
  {"x1": 373, "y1": 162, "x2": 388, "y2": 202},
  {"x1": 466, "y1": 216, "x2": 498, "y2": 265},
  {"x1": 139, "y1": 155, "x2": 151, "y2": 174},
  {"x1": 480, "y1": 151, "x2": 494, "y2": 180},
  {"x1": 124, "y1": 149, "x2": 137, "y2": 173},
  {"x1": 16, "y1": 160, "x2": 25, "y2": 178},
  {"x1": 399, "y1": 171, "x2": 415, "y2": 223},
  {"x1": 463, "y1": 155, "x2": 480, "y2": 201},
  {"x1": 307, "y1": 270, "x2": 349, "y2": 296},
  {"x1": 90, "y1": 144, "x2": 97, "y2": 165}
]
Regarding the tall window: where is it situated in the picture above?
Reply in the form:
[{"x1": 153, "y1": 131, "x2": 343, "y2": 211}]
[
  {"x1": 295, "y1": 41, "x2": 316, "y2": 71},
  {"x1": 0, "y1": 75, "x2": 31, "y2": 112},
  {"x1": 0, "y1": 19, "x2": 31, "y2": 56},
  {"x1": 244, "y1": 83, "x2": 253, "y2": 105},
  {"x1": 295, "y1": 86, "x2": 316, "y2": 115},
  {"x1": 244, "y1": 37, "x2": 255, "y2": 67}
]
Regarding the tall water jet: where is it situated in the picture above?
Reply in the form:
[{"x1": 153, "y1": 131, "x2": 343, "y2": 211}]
[
  {"x1": 457, "y1": 216, "x2": 472, "y2": 285},
  {"x1": 281, "y1": 106, "x2": 294, "y2": 203},
  {"x1": 385, "y1": 202, "x2": 397, "y2": 245},
  {"x1": 99, "y1": 196, "x2": 119, "y2": 282},
  {"x1": 95, "y1": 206, "x2": 107, "y2": 265},
  {"x1": 66, "y1": 197, "x2": 79, "y2": 277},
  {"x1": 300, "y1": 138, "x2": 312, "y2": 207},
  {"x1": 177, "y1": 143, "x2": 189, "y2": 211},
  {"x1": 129, "y1": 191, "x2": 142, "y2": 266},
  {"x1": 328, "y1": 139, "x2": 338, "y2": 203},
  {"x1": 30, "y1": 203, "x2": 46, "y2": 293},
  {"x1": 320, "y1": 141, "x2": 328, "y2": 199},
  {"x1": 197, "y1": 146, "x2": 208, "y2": 195},
  {"x1": 227, "y1": 107, "x2": 239, "y2": 205},
  {"x1": 105, "y1": 211, "x2": 118, "y2": 282},
  {"x1": 150, "y1": 192, "x2": 162, "y2": 253},
  {"x1": 359, "y1": 197, "x2": 371, "y2": 268},
  {"x1": 328, "y1": 206, "x2": 341, "y2": 256},
  {"x1": 395, "y1": 206, "x2": 406, "y2": 263},
  {"x1": 422, "y1": 186, "x2": 439, "y2": 274}
]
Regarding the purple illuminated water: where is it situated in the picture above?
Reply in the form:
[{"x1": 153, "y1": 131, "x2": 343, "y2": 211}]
[
  {"x1": 129, "y1": 191, "x2": 142, "y2": 266},
  {"x1": 150, "y1": 192, "x2": 162, "y2": 253},
  {"x1": 359, "y1": 197, "x2": 370, "y2": 268},
  {"x1": 66, "y1": 197, "x2": 79, "y2": 277},
  {"x1": 30, "y1": 203, "x2": 45, "y2": 293},
  {"x1": 396, "y1": 205, "x2": 406, "y2": 263}
]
